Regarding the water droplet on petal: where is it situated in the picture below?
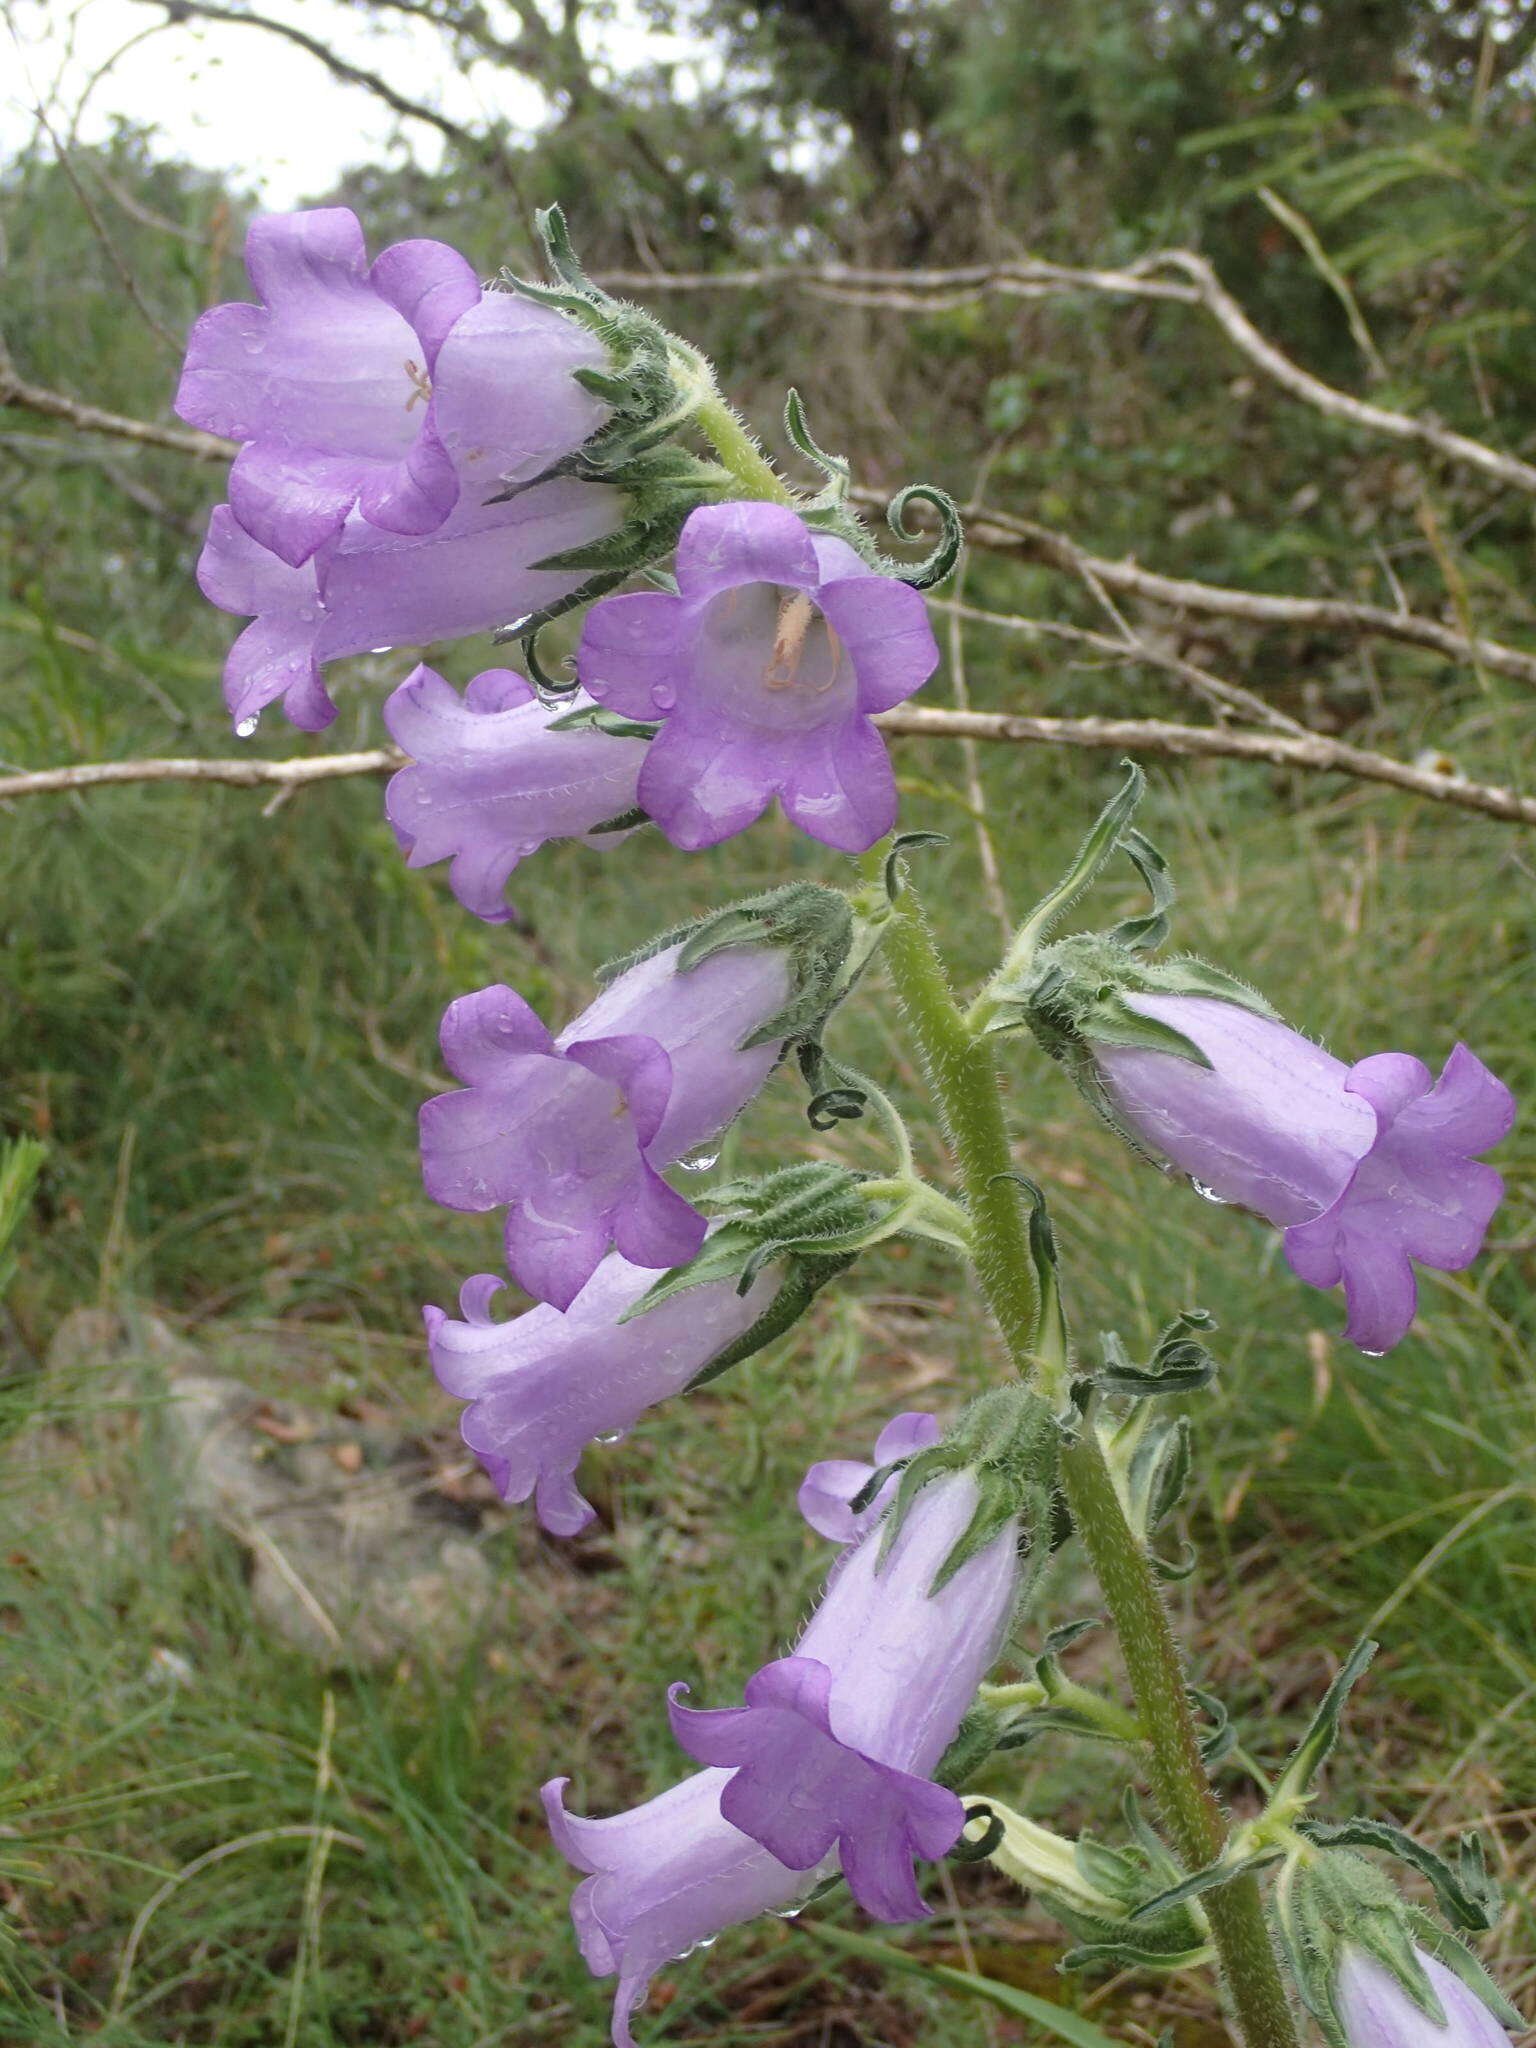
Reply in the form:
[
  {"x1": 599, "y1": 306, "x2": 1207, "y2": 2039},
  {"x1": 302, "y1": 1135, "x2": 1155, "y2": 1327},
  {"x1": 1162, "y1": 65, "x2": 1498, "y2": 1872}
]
[
  {"x1": 678, "y1": 1145, "x2": 720, "y2": 1174},
  {"x1": 370, "y1": 645, "x2": 394, "y2": 655},
  {"x1": 235, "y1": 715, "x2": 260, "y2": 739},
  {"x1": 1189, "y1": 1178, "x2": 1229, "y2": 1205},
  {"x1": 1357, "y1": 1348, "x2": 1386, "y2": 1359},
  {"x1": 771, "y1": 1905, "x2": 803, "y2": 1920},
  {"x1": 651, "y1": 684, "x2": 676, "y2": 711},
  {"x1": 594, "y1": 1431, "x2": 625, "y2": 1446}
]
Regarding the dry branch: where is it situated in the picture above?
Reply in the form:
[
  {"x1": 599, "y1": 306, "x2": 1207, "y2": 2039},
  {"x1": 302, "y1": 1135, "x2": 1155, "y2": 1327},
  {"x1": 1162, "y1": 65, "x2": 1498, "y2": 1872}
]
[
  {"x1": 601, "y1": 253, "x2": 1536, "y2": 496},
  {"x1": 5, "y1": 713, "x2": 1534, "y2": 830}
]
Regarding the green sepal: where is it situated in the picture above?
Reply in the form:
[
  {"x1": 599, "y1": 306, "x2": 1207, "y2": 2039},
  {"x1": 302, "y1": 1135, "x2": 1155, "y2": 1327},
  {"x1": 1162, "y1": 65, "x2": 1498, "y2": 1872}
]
[
  {"x1": 502, "y1": 206, "x2": 715, "y2": 477},
  {"x1": 1300, "y1": 1819, "x2": 1502, "y2": 1934},
  {"x1": 1125, "y1": 1844, "x2": 1282, "y2": 1924},
  {"x1": 881, "y1": 482, "x2": 964, "y2": 590},
  {"x1": 545, "y1": 702, "x2": 662, "y2": 742},
  {"x1": 784, "y1": 387, "x2": 851, "y2": 505},
  {"x1": 882, "y1": 830, "x2": 950, "y2": 903},
  {"x1": 1097, "y1": 1309, "x2": 1219, "y2": 1398},
  {"x1": 1110, "y1": 828, "x2": 1175, "y2": 952},
  {"x1": 880, "y1": 1384, "x2": 1063, "y2": 1596},
  {"x1": 598, "y1": 882, "x2": 855, "y2": 1055},
  {"x1": 1270, "y1": 1638, "x2": 1377, "y2": 1809},
  {"x1": 617, "y1": 1162, "x2": 871, "y2": 1388},
  {"x1": 681, "y1": 1252, "x2": 856, "y2": 1390},
  {"x1": 623, "y1": 1163, "x2": 873, "y2": 1315},
  {"x1": 985, "y1": 761, "x2": 1147, "y2": 996},
  {"x1": 933, "y1": 1708, "x2": 1009, "y2": 1793}
]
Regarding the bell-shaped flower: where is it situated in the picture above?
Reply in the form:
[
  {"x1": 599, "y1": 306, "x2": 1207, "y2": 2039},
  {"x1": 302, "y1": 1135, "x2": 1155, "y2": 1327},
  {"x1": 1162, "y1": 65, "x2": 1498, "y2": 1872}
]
[
  {"x1": 545, "y1": 1437, "x2": 1021, "y2": 2045},
  {"x1": 1091, "y1": 993, "x2": 1513, "y2": 1354},
  {"x1": 177, "y1": 207, "x2": 607, "y2": 567},
  {"x1": 426, "y1": 1248, "x2": 779, "y2": 1536},
  {"x1": 419, "y1": 940, "x2": 792, "y2": 1309},
  {"x1": 575, "y1": 500, "x2": 938, "y2": 852},
  {"x1": 384, "y1": 666, "x2": 647, "y2": 922},
  {"x1": 197, "y1": 477, "x2": 620, "y2": 732},
  {"x1": 1335, "y1": 1948, "x2": 1510, "y2": 2048}
]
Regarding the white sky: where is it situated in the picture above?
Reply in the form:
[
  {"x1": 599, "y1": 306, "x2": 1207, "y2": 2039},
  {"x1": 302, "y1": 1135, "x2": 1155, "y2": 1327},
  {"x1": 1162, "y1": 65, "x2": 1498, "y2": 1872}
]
[{"x1": 1, "y1": 0, "x2": 702, "y2": 207}]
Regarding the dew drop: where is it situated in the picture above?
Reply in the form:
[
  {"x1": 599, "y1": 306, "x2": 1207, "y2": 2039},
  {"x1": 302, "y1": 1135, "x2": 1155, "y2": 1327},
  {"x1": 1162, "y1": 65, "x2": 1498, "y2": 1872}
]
[
  {"x1": 1189, "y1": 1178, "x2": 1229, "y2": 1205},
  {"x1": 1357, "y1": 1348, "x2": 1386, "y2": 1359},
  {"x1": 651, "y1": 684, "x2": 677, "y2": 711},
  {"x1": 370, "y1": 645, "x2": 395, "y2": 655},
  {"x1": 594, "y1": 1430, "x2": 625, "y2": 1446},
  {"x1": 678, "y1": 1145, "x2": 720, "y2": 1174},
  {"x1": 235, "y1": 715, "x2": 260, "y2": 739}
]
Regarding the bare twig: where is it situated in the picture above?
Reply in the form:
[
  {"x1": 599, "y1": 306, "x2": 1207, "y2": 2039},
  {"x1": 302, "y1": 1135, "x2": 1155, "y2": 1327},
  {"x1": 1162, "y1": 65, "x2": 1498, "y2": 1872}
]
[
  {"x1": 865, "y1": 492, "x2": 1536, "y2": 692},
  {"x1": 0, "y1": 360, "x2": 235, "y2": 462},
  {"x1": 600, "y1": 253, "x2": 1536, "y2": 496},
  {"x1": 5, "y1": 716, "x2": 1534, "y2": 829}
]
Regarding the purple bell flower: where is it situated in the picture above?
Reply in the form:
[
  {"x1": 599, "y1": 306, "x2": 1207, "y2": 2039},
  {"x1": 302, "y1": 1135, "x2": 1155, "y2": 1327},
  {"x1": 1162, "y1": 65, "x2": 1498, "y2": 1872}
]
[
  {"x1": 1092, "y1": 993, "x2": 1514, "y2": 1354},
  {"x1": 426, "y1": 1248, "x2": 779, "y2": 1536},
  {"x1": 545, "y1": 1433, "x2": 1021, "y2": 2044},
  {"x1": 1335, "y1": 1948, "x2": 1510, "y2": 2048},
  {"x1": 575, "y1": 500, "x2": 938, "y2": 852},
  {"x1": 197, "y1": 478, "x2": 620, "y2": 733},
  {"x1": 419, "y1": 940, "x2": 792, "y2": 1309},
  {"x1": 384, "y1": 665, "x2": 648, "y2": 922},
  {"x1": 176, "y1": 207, "x2": 607, "y2": 568}
]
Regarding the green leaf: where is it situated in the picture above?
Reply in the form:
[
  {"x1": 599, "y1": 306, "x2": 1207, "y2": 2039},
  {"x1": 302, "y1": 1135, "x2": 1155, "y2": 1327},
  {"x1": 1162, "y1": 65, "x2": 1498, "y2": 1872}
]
[{"x1": 801, "y1": 1922, "x2": 1127, "y2": 2048}]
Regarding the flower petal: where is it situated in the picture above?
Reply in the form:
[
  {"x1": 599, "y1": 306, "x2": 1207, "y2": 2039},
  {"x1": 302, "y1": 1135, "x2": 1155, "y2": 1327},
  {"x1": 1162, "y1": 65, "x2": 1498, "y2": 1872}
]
[
  {"x1": 577, "y1": 590, "x2": 689, "y2": 719},
  {"x1": 637, "y1": 720, "x2": 778, "y2": 850},
  {"x1": 816, "y1": 573, "x2": 940, "y2": 713},
  {"x1": 778, "y1": 715, "x2": 898, "y2": 852},
  {"x1": 675, "y1": 499, "x2": 821, "y2": 600}
]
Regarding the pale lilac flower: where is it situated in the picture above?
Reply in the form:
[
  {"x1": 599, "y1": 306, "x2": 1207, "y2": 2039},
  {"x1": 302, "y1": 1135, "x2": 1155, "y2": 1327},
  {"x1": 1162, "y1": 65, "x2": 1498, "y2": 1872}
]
[
  {"x1": 420, "y1": 941, "x2": 792, "y2": 1309},
  {"x1": 797, "y1": 1410, "x2": 942, "y2": 1544},
  {"x1": 546, "y1": 1451, "x2": 1020, "y2": 2043},
  {"x1": 575, "y1": 501, "x2": 938, "y2": 851},
  {"x1": 1336, "y1": 1948, "x2": 1510, "y2": 2048},
  {"x1": 384, "y1": 666, "x2": 647, "y2": 922},
  {"x1": 177, "y1": 208, "x2": 606, "y2": 567},
  {"x1": 197, "y1": 478, "x2": 619, "y2": 732},
  {"x1": 1093, "y1": 994, "x2": 1513, "y2": 1354},
  {"x1": 426, "y1": 1248, "x2": 778, "y2": 1535}
]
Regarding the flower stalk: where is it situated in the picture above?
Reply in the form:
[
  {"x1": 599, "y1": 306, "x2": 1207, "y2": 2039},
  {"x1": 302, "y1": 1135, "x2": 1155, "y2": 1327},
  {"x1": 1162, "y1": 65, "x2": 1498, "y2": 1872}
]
[{"x1": 880, "y1": 878, "x2": 1300, "y2": 2048}]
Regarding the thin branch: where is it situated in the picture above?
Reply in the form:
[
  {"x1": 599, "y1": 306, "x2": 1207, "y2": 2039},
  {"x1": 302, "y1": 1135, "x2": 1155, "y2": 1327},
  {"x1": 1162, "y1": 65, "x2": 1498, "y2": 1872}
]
[
  {"x1": 132, "y1": 0, "x2": 521, "y2": 188},
  {"x1": 863, "y1": 491, "x2": 1536, "y2": 691},
  {"x1": 5, "y1": 717, "x2": 1535, "y2": 830},
  {"x1": 0, "y1": 360, "x2": 235, "y2": 461},
  {"x1": 598, "y1": 253, "x2": 1536, "y2": 497}
]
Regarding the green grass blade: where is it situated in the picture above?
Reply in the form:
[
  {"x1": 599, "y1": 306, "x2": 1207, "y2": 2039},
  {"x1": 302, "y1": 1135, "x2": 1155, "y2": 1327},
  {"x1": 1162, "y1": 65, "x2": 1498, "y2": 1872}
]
[{"x1": 802, "y1": 1921, "x2": 1127, "y2": 2048}]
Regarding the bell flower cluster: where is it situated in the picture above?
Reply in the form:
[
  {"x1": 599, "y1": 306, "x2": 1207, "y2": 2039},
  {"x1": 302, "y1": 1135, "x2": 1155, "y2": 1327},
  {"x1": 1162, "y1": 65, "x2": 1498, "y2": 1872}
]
[
  {"x1": 179, "y1": 207, "x2": 619, "y2": 732},
  {"x1": 545, "y1": 1413, "x2": 1022, "y2": 2046}
]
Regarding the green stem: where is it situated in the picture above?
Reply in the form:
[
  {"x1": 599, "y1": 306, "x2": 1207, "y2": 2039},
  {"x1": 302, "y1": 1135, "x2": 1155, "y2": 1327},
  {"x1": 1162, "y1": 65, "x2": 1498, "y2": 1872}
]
[
  {"x1": 879, "y1": 891, "x2": 1040, "y2": 1360},
  {"x1": 692, "y1": 384, "x2": 796, "y2": 505},
  {"x1": 882, "y1": 883, "x2": 1299, "y2": 2048}
]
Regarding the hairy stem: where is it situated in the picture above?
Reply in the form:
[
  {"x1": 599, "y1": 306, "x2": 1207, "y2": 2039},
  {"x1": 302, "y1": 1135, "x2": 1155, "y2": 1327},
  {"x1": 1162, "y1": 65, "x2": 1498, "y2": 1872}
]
[
  {"x1": 692, "y1": 384, "x2": 796, "y2": 504},
  {"x1": 882, "y1": 880, "x2": 1298, "y2": 2048}
]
